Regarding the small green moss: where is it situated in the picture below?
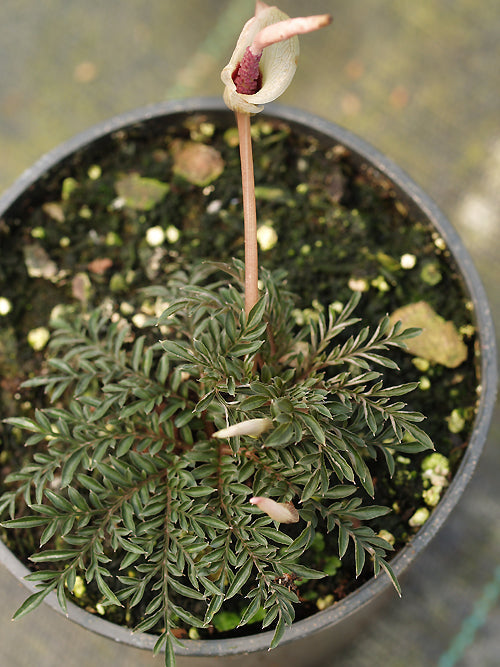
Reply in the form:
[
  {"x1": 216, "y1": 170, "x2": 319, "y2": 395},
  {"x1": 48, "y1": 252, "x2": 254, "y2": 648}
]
[
  {"x1": 378, "y1": 529, "x2": 396, "y2": 546},
  {"x1": 422, "y1": 486, "x2": 442, "y2": 507},
  {"x1": 412, "y1": 357, "x2": 430, "y2": 372},
  {"x1": 72, "y1": 575, "x2": 86, "y2": 598},
  {"x1": 212, "y1": 611, "x2": 241, "y2": 633},
  {"x1": 223, "y1": 127, "x2": 239, "y2": 147},
  {"x1": 316, "y1": 594, "x2": 334, "y2": 610},
  {"x1": 419, "y1": 376, "x2": 431, "y2": 390},
  {"x1": 27, "y1": 327, "x2": 50, "y2": 351},
  {"x1": 166, "y1": 225, "x2": 181, "y2": 244},
  {"x1": 106, "y1": 231, "x2": 123, "y2": 246},
  {"x1": 408, "y1": 507, "x2": 430, "y2": 527},
  {"x1": 61, "y1": 176, "x2": 78, "y2": 200},
  {"x1": 447, "y1": 408, "x2": 466, "y2": 434},
  {"x1": 323, "y1": 555, "x2": 342, "y2": 576},
  {"x1": 109, "y1": 273, "x2": 127, "y2": 292},
  {"x1": 310, "y1": 532, "x2": 325, "y2": 553},
  {"x1": 420, "y1": 261, "x2": 442, "y2": 286},
  {"x1": 88, "y1": 165, "x2": 102, "y2": 180},
  {"x1": 31, "y1": 226, "x2": 46, "y2": 239}
]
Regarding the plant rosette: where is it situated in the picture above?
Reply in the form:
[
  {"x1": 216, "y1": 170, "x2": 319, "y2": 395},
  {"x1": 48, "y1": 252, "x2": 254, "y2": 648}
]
[{"x1": 0, "y1": 99, "x2": 496, "y2": 665}]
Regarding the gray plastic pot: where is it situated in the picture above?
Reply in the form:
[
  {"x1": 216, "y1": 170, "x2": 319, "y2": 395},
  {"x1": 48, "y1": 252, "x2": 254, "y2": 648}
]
[{"x1": 0, "y1": 98, "x2": 497, "y2": 664}]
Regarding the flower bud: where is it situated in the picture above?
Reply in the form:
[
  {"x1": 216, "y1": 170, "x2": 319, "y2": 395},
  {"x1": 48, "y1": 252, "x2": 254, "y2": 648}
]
[
  {"x1": 249, "y1": 496, "x2": 299, "y2": 523},
  {"x1": 213, "y1": 417, "x2": 273, "y2": 439}
]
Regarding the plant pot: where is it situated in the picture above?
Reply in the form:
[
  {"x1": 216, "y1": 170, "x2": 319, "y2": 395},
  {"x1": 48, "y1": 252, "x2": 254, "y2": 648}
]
[{"x1": 0, "y1": 98, "x2": 496, "y2": 664}]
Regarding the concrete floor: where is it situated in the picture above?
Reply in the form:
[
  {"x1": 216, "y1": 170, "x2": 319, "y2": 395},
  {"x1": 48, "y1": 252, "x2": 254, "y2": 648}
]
[{"x1": 0, "y1": 1, "x2": 499, "y2": 665}]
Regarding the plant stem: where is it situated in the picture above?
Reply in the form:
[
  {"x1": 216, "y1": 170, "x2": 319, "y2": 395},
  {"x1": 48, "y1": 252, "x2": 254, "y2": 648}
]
[{"x1": 236, "y1": 110, "x2": 259, "y2": 316}]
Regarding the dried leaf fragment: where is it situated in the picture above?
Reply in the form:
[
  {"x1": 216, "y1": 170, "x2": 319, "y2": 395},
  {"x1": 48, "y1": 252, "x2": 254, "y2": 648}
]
[
  {"x1": 87, "y1": 257, "x2": 113, "y2": 275},
  {"x1": 172, "y1": 141, "x2": 225, "y2": 187},
  {"x1": 23, "y1": 244, "x2": 58, "y2": 280},
  {"x1": 115, "y1": 173, "x2": 169, "y2": 211},
  {"x1": 390, "y1": 301, "x2": 468, "y2": 368},
  {"x1": 42, "y1": 202, "x2": 65, "y2": 223}
]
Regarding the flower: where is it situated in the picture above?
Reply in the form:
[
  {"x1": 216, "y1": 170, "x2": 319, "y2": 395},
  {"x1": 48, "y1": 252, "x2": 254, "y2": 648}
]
[
  {"x1": 212, "y1": 417, "x2": 273, "y2": 439},
  {"x1": 249, "y1": 496, "x2": 299, "y2": 523},
  {"x1": 221, "y1": 2, "x2": 331, "y2": 114}
]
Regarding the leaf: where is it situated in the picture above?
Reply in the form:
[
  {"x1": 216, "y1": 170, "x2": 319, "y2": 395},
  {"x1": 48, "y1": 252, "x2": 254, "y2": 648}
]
[
  {"x1": 198, "y1": 576, "x2": 223, "y2": 597},
  {"x1": 230, "y1": 339, "x2": 264, "y2": 357},
  {"x1": 170, "y1": 602, "x2": 204, "y2": 628},
  {"x1": 4, "y1": 417, "x2": 41, "y2": 433},
  {"x1": 196, "y1": 515, "x2": 228, "y2": 530},
  {"x1": 238, "y1": 594, "x2": 262, "y2": 627},
  {"x1": 57, "y1": 578, "x2": 68, "y2": 615},
  {"x1": 40, "y1": 521, "x2": 60, "y2": 547},
  {"x1": 338, "y1": 523, "x2": 349, "y2": 558},
  {"x1": 349, "y1": 505, "x2": 391, "y2": 520},
  {"x1": 258, "y1": 527, "x2": 293, "y2": 545},
  {"x1": 225, "y1": 559, "x2": 253, "y2": 600},
  {"x1": 238, "y1": 395, "x2": 269, "y2": 411},
  {"x1": 116, "y1": 434, "x2": 136, "y2": 457},
  {"x1": 160, "y1": 340, "x2": 194, "y2": 362},
  {"x1": 29, "y1": 550, "x2": 78, "y2": 563},
  {"x1": 184, "y1": 486, "x2": 215, "y2": 498},
  {"x1": 301, "y1": 469, "x2": 321, "y2": 503},
  {"x1": 96, "y1": 572, "x2": 122, "y2": 606},
  {"x1": 246, "y1": 294, "x2": 267, "y2": 331},
  {"x1": 393, "y1": 440, "x2": 433, "y2": 454},
  {"x1": 76, "y1": 474, "x2": 106, "y2": 493},
  {"x1": 169, "y1": 578, "x2": 205, "y2": 601},
  {"x1": 264, "y1": 422, "x2": 295, "y2": 448},
  {"x1": 300, "y1": 413, "x2": 326, "y2": 445},
  {"x1": 322, "y1": 485, "x2": 357, "y2": 500},
  {"x1": 194, "y1": 391, "x2": 215, "y2": 414},
  {"x1": 269, "y1": 614, "x2": 286, "y2": 650},
  {"x1": 284, "y1": 563, "x2": 325, "y2": 580},
  {"x1": 61, "y1": 448, "x2": 86, "y2": 487},
  {"x1": 12, "y1": 589, "x2": 53, "y2": 621},
  {"x1": 44, "y1": 489, "x2": 73, "y2": 512},
  {"x1": 165, "y1": 633, "x2": 177, "y2": 667},
  {"x1": 354, "y1": 540, "x2": 365, "y2": 577},
  {"x1": 134, "y1": 609, "x2": 164, "y2": 634},
  {"x1": 402, "y1": 422, "x2": 434, "y2": 450},
  {"x1": 204, "y1": 594, "x2": 224, "y2": 624},
  {"x1": 2, "y1": 516, "x2": 49, "y2": 529},
  {"x1": 131, "y1": 335, "x2": 146, "y2": 371},
  {"x1": 282, "y1": 525, "x2": 314, "y2": 557},
  {"x1": 378, "y1": 558, "x2": 402, "y2": 597},
  {"x1": 47, "y1": 358, "x2": 76, "y2": 376},
  {"x1": 88, "y1": 395, "x2": 119, "y2": 423}
]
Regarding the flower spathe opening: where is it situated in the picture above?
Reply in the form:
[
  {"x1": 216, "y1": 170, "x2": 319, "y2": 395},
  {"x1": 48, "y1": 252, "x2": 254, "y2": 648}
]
[{"x1": 222, "y1": 3, "x2": 332, "y2": 114}]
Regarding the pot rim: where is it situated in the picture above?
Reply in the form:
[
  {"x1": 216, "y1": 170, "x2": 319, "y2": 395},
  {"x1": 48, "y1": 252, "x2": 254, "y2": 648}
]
[{"x1": 0, "y1": 97, "x2": 497, "y2": 657}]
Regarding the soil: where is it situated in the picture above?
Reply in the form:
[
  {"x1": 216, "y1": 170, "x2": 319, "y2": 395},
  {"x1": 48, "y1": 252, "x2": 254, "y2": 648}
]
[{"x1": 0, "y1": 110, "x2": 479, "y2": 638}]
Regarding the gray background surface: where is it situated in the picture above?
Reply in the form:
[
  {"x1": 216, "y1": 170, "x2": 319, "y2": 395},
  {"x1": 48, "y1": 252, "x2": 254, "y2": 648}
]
[{"x1": 0, "y1": 1, "x2": 499, "y2": 665}]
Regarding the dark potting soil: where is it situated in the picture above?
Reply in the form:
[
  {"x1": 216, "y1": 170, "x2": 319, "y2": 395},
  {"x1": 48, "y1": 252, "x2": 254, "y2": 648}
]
[{"x1": 0, "y1": 111, "x2": 479, "y2": 638}]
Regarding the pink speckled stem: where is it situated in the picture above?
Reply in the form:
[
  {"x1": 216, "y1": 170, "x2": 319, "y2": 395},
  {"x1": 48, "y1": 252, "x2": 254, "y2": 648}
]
[{"x1": 236, "y1": 111, "x2": 259, "y2": 316}]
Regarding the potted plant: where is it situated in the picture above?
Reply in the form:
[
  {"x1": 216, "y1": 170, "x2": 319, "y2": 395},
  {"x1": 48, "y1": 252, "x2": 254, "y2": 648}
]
[{"x1": 0, "y1": 4, "x2": 496, "y2": 666}]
